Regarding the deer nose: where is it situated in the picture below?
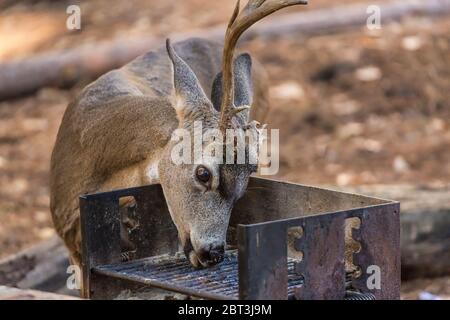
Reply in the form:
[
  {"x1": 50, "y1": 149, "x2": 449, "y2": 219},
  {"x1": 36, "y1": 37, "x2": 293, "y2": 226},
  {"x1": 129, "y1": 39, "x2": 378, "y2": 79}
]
[
  {"x1": 209, "y1": 246, "x2": 225, "y2": 262},
  {"x1": 199, "y1": 244, "x2": 225, "y2": 265}
]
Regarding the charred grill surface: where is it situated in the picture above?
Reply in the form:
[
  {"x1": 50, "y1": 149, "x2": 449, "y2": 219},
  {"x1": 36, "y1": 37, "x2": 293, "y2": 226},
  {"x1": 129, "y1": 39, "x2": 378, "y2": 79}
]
[{"x1": 93, "y1": 250, "x2": 304, "y2": 300}]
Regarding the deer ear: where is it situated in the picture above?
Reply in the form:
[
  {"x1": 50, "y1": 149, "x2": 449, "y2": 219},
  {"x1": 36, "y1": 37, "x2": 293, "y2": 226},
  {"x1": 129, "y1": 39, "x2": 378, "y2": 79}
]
[
  {"x1": 211, "y1": 53, "x2": 253, "y2": 113},
  {"x1": 166, "y1": 39, "x2": 212, "y2": 120}
]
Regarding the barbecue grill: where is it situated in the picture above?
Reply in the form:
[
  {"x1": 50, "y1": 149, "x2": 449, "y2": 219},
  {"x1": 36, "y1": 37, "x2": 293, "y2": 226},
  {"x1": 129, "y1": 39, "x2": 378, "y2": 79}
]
[{"x1": 80, "y1": 177, "x2": 400, "y2": 300}]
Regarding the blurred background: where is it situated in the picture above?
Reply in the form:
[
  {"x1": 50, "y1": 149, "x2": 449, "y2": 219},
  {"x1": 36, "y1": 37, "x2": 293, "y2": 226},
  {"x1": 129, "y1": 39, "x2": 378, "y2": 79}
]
[{"x1": 0, "y1": 0, "x2": 449, "y2": 299}]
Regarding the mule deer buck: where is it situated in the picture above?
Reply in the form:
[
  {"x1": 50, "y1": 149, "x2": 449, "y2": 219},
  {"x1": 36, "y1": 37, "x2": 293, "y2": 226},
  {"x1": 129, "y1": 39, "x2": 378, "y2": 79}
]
[{"x1": 50, "y1": 0, "x2": 308, "y2": 279}]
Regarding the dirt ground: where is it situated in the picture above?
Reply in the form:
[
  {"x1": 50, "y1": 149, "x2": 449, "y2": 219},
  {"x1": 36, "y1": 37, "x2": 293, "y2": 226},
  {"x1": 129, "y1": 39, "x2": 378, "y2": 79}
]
[
  {"x1": 0, "y1": 0, "x2": 449, "y2": 299},
  {"x1": 0, "y1": 0, "x2": 384, "y2": 61}
]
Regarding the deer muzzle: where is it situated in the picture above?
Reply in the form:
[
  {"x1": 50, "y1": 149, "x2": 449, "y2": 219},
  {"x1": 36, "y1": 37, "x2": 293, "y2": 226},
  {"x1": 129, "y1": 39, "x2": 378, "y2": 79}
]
[{"x1": 183, "y1": 237, "x2": 225, "y2": 268}]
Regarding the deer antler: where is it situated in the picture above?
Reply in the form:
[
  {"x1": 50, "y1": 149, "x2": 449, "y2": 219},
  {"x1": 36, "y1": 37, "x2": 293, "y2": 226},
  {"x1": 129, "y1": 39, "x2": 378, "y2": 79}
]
[{"x1": 218, "y1": 0, "x2": 308, "y2": 132}]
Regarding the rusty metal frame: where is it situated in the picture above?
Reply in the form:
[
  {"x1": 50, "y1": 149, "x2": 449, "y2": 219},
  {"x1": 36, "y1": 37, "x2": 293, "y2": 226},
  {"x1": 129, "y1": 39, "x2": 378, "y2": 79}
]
[
  {"x1": 79, "y1": 184, "x2": 179, "y2": 298},
  {"x1": 80, "y1": 177, "x2": 400, "y2": 300},
  {"x1": 237, "y1": 203, "x2": 400, "y2": 300}
]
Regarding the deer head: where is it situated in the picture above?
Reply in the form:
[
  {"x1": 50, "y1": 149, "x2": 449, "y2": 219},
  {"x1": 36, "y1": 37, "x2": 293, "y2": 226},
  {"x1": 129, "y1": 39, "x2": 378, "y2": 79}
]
[{"x1": 159, "y1": 0, "x2": 308, "y2": 268}]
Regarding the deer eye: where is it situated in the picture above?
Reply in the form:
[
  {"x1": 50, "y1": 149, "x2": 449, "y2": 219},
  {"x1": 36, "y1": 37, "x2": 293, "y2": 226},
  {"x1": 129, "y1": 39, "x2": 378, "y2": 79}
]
[{"x1": 196, "y1": 166, "x2": 211, "y2": 184}]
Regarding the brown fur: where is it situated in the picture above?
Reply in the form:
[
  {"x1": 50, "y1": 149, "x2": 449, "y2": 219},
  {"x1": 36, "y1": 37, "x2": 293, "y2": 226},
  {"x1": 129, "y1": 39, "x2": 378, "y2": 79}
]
[{"x1": 50, "y1": 38, "x2": 269, "y2": 267}]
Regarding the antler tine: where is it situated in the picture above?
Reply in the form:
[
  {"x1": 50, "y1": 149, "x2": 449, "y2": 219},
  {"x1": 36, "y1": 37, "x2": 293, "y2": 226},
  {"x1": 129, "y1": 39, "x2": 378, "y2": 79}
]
[{"x1": 218, "y1": 0, "x2": 308, "y2": 131}]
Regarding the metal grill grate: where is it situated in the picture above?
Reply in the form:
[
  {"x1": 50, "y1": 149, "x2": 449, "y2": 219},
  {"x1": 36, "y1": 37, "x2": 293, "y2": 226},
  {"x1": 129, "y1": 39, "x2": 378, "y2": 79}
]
[{"x1": 93, "y1": 251, "x2": 304, "y2": 300}]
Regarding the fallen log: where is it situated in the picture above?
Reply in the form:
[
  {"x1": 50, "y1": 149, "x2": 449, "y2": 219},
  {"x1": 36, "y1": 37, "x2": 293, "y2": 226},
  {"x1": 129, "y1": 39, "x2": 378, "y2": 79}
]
[
  {"x1": 1, "y1": 0, "x2": 450, "y2": 100},
  {"x1": 0, "y1": 235, "x2": 72, "y2": 294},
  {"x1": 0, "y1": 285, "x2": 79, "y2": 300}
]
